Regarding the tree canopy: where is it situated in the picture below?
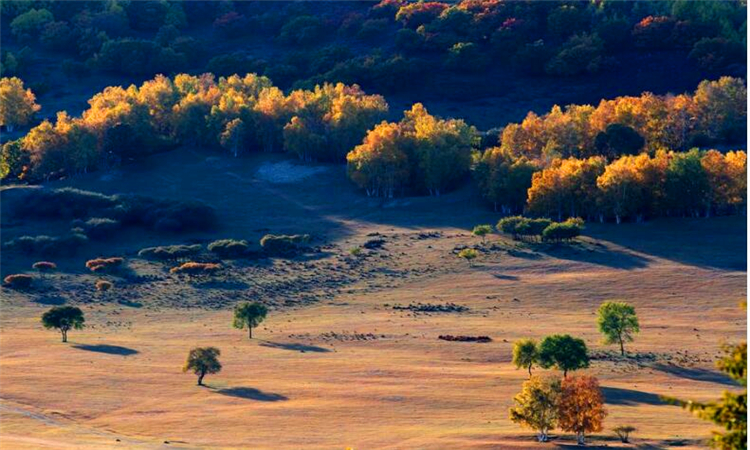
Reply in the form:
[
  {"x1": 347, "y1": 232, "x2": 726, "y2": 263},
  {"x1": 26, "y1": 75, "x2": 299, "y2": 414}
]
[
  {"x1": 41, "y1": 306, "x2": 85, "y2": 342},
  {"x1": 538, "y1": 334, "x2": 589, "y2": 377},
  {"x1": 183, "y1": 346, "x2": 222, "y2": 386},
  {"x1": 597, "y1": 301, "x2": 640, "y2": 356},
  {"x1": 233, "y1": 301, "x2": 268, "y2": 339}
]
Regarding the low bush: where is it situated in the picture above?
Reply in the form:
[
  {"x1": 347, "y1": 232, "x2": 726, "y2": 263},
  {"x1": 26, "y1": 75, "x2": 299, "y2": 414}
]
[
  {"x1": 170, "y1": 261, "x2": 221, "y2": 275},
  {"x1": 542, "y1": 218, "x2": 583, "y2": 242},
  {"x1": 3, "y1": 273, "x2": 33, "y2": 289},
  {"x1": 138, "y1": 244, "x2": 202, "y2": 260},
  {"x1": 260, "y1": 234, "x2": 311, "y2": 256},
  {"x1": 207, "y1": 239, "x2": 250, "y2": 258},
  {"x1": 115, "y1": 194, "x2": 216, "y2": 233},
  {"x1": 85, "y1": 257, "x2": 125, "y2": 274},
  {"x1": 4, "y1": 233, "x2": 88, "y2": 256},
  {"x1": 32, "y1": 261, "x2": 57, "y2": 273},
  {"x1": 77, "y1": 217, "x2": 120, "y2": 240},
  {"x1": 16, "y1": 188, "x2": 118, "y2": 220},
  {"x1": 95, "y1": 279, "x2": 113, "y2": 292}
]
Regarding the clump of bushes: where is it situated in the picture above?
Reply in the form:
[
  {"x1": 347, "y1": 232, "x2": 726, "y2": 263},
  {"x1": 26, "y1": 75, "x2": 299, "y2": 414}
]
[
  {"x1": 75, "y1": 217, "x2": 121, "y2": 240},
  {"x1": 170, "y1": 261, "x2": 221, "y2": 275},
  {"x1": 138, "y1": 244, "x2": 202, "y2": 260},
  {"x1": 3, "y1": 233, "x2": 88, "y2": 256},
  {"x1": 497, "y1": 216, "x2": 584, "y2": 243},
  {"x1": 95, "y1": 279, "x2": 113, "y2": 292},
  {"x1": 3, "y1": 273, "x2": 33, "y2": 289},
  {"x1": 85, "y1": 257, "x2": 125, "y2": 274},
  {"x1": 16, "y1": 189, "x2": 216, "y2": 234},
  {"x1": 207, "y1": 239, "x2": 250, "y2": 258},
  {"x1": 260, "y1": 234, "x2": 310, "y2": 256}
]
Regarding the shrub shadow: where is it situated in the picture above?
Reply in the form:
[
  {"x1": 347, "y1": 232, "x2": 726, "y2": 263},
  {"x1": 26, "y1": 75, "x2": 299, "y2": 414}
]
[
  {"x1": 215, "y1": 387, "x2": 288, "y2": 402},
  {"x1": 72, "y1": 344, "x2": 138, "y2": 356},
  {"x1": 34, "y1": 296, "x2": 67, "y2": 305},
  {"x1": 259, "y1": 341, "x2": 331, "y2": 353}
]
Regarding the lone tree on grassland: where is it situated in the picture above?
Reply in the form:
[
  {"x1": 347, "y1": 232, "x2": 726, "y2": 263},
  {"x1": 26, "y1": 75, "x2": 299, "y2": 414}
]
[
  {"x1": 597, "y1": 301, "x2": 639, "y2": 356},
  {"x1": 613, "y1": 425, "x2": 636, "y2": 443},
  {"x1": 472, "y1": 224, "x2": 492, "y2": 243},
  {"x1": 513, "y1": 338, "x2": 539, "y2": 377},
  {"x1": 41, "y1": 306, "x2": 84, "y2": 342},
  {"x1": 509, "y1": 375, "x2": 561, "y2": 442},
  {"x1": 538, "y1": 334, "x2": 589, "y2": 377},
  {"x1": 183, "y1": 347, "x2": 222, "y2": 386},
  {"x1": 558, "y1": 375, "x2": 607, "y2": 446},
  {"x1": 233, "y1": 301, "x2": 268, "y2": 339}
]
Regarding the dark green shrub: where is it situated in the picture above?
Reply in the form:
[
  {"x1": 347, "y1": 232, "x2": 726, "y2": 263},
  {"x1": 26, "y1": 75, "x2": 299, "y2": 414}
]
[
  {"x1": 207, "y1": 239, "x2": 250, "y2": 258},
  {"x1": 542, "y1": 219, "x2": 583, "y2": 242},
  {"x1": 16, "y1": 188, "x2": 118, "y2": 219},
  {"x1": 79, "y1": 217, "x2": 120, "y2": 240},
  {"x1": 497, "y1": 216, "x2": 526, "y2": 237},
  {"x1": 138, "y1": 244, "x2": 202, "y2": 260},
  {"x1": 4, "y1": 233, "x2": 88, "y2": 256},
  {"x1": 279, "y1": 15, "x2": 326, "y2": 46}
]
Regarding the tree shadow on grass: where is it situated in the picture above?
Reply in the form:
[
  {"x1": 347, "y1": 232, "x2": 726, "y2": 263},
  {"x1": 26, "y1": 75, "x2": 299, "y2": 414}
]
[
  {"x1": 72, "y1": 344, "x2": 138, "y2": 356},
  {"x1": 601, "y1": 386, "x2": 666, "y2": 406},
  {"x1": 537, "y1": 242, "x2": 651, "y2": 270},
  {"x1": 192, "y1": 280, "x2": 250, "y2": 290},
  {"x1": 259, "y1": 341, "x2": 331, "y2": 353},
  {"x1": 651, "y1": 363, "x2": 739, "y2": 386},
  {"x1": 34, "y1": 296, "x2": 66, "y2": 305},
  {"x1": 214, "y1": 387, "x2": 288, "y2": 402}
]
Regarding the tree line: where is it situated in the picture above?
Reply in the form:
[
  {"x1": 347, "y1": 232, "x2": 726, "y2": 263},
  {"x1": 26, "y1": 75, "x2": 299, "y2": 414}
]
[{"x1": 1, "y1": 74, "x2": 387, "y2": 181}]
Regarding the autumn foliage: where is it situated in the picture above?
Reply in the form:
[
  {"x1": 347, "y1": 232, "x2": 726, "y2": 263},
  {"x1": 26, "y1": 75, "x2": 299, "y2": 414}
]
[{"x1": 557, "y1": 376, "x2": 607, "y2": 445}]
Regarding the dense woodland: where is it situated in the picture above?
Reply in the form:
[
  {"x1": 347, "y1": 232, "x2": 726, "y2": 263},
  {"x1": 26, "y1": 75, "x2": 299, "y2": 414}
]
[{"x1": 0, "y1": 0, "x2": 747, "y2": 224}]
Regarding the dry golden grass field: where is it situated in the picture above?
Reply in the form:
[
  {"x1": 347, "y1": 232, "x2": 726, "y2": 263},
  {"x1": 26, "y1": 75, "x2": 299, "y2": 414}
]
[{"x1": 0, "y1": 150, "x2": 746, "y2": 449}]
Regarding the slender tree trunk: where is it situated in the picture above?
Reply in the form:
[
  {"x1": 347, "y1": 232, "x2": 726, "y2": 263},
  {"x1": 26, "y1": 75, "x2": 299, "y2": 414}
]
[
  {"x1": 528, "y1": 364, "x2": 532, "y2": 378},
  {"x1": 248, "y1": 326, "x2": 253, "y2": 339},
  {"x1": 197, "y1": 371, "x2": 205, "y2": 386},
  {"x1": 61, "y1": 329, "x2": 67, "y2": 343},
  {"x1": 619, "y1": 334, "x2": 625, "y2": 356},
  {"x1": 577, "y1": 431, "x2": 585, "y2": 445}
]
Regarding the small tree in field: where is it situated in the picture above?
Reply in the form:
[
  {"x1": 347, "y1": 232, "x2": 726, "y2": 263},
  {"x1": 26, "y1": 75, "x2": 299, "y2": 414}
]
[
  {"x1": 558, "y1": 375, "x2": 607, "y2": 445},
  {"x1": 458, "y1": 248, "x2": 478, "y2": 266},
  {"x1": 509, "y1": 375, "x2": 562, "y2": 442},
  {"x1": 597, "y1": 301, "x2": 639, "y2": 356},
  {"x1": 613, "y1": 425, "x2": 636, "y2": 443},
  {"x1": 183, "y1": 347, "x2": 221, "y2": 386},
  {"x1": 41, "y1": 306, "x2": 84, "y2": 342},
  {"x1": 472, "y1": 224, "x2": 492, "y2": 243},
  {"x1": 538, "y1": 334, "x2": 589, "y2": 377},
  {"x1": 513, "y1": 338, "x2": 539, "y2": 377},
  {"x1": 233, "y1": 301, "x2": 268, "y2": 339},
  {"x1": 32, "y1": 261, "x2": 56, "y2": 278}
]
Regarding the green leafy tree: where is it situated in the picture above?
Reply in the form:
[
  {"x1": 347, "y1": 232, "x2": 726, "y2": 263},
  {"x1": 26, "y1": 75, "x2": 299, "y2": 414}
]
[
  {"x1": 472, "y1": 224, "x2": 492, "y2": 243},
  {"x1": 233, "y1": 301, "x2": 268, "y2": 339},
  {"x1": 538, "y1": 334, "x2": 589, "y2": 377},
  {"x1": 10, "y1": 8, "x2": 54, "y2": 42},
  {"x1": 183, "y1": 347, "x2": 222, "y2": 386},
  {"x1": 668, "y1": 342, "x2": 746, "y2": 449},
  {"x1": 509, "y1": 375, "x2": 562, "y2": 442},
  {"x1": 597, "y1": 301, "x2": 639, "y2": 356},
  {"x1": 513, "y1": 338, "x2": 539, "y2": 377},
  {"x1": 41, "y1": 306, "x2": 84, "y2": 342}
]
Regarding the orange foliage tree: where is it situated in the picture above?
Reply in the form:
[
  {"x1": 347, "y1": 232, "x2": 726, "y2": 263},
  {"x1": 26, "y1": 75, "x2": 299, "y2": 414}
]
[{"x1": 557, "y1": 375, "x2": 607, "y2": 445}]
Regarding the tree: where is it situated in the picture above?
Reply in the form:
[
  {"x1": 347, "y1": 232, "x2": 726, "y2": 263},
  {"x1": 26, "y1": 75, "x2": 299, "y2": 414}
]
[
  {"x1": 669, "y1": 341, "x2": 746, "y2": 449},
  {"x1": 613, "y1": 425, "x2": 636, "y2": 443},
  {"x1": 233, "y1": 301, "x2": 268, "y2": 339},
  {"x1": 457, "y1": 248, "x2": 478, "y2": 266},
  {"x1": 0, "y1": 77, "x2": 41, "y2": 131},
  {"x1": 472, "y1": 225, "x2": 492, "y2": 243},
  {"x1": 597, "y1": 301, "x2": 639, "y2": 356},
  {"x1": 509, "y1": 375, "x2": 562, "y2": 442},
  {"x1": 32, "y1": 261, "x2": 56, "y2": 278},
  {"x1": 538, "y1": 334, "x2": 589, "y2": 377},
  {"x1": 558, "y1": 375, "x2": 607, "y2": 445},
  {"x1": 220, "y1": 118, "x2": 246, "y2": 158},
  {"x1": 183, "y1": 347, "x2": 222, "y2": 386},
  {"x1": 41, "y1": 306, "x2": 84, "y2": 342},
  {"x1": 347, "y1": 121, "x2": 410, "y2": 198},
  {"x1": 513, "y1": 338, "x2": 539, "y2": 377},
  {"x1": 10, "y1": 8, "x2": 54, "y2": 42}
]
